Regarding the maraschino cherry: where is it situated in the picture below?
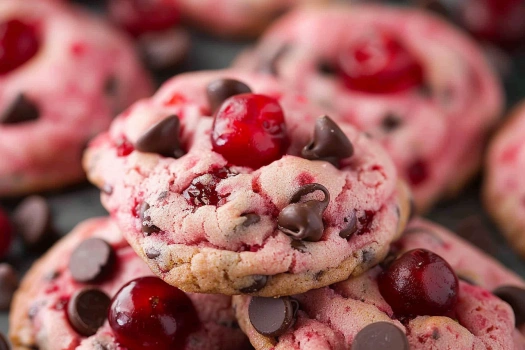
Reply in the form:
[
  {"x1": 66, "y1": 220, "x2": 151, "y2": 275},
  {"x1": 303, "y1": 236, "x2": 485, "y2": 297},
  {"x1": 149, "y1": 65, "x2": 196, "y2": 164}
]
[
  {"x1": 338, "y1": 33, "x2": 423, "y2": 93},
  {"x1": 108, "y1": 276, "x2": 200, "y2": 350},
  {"x1": 211, "y1": 93, "x2": 289, "y2": 169},
  {"x1": 0, "y1": 19, "x2": 40, "y2": 75},
  {"x1": 378, "y1": 249, "x2": 459, "y2": 318}
]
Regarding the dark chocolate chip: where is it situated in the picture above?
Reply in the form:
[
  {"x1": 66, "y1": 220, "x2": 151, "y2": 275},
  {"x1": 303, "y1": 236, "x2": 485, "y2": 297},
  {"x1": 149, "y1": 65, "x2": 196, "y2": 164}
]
[
  {"x1": 493, "y1": 286, "x2": 525, "y2": 326},
  {"x1": 302, "y1": 116, "x2": 354, "y2": 166},
  {"x1": 0, "y1": 333, "x2": 9, "y2": 350},
  {"x1": 278, "y1": 183, "x2": 330, "y2": 242},
  {"x1": 158, "y1": 191, "x2": 169, "y2": 200},
  {"x1": 248, "y1": 296, "x2": 298, "y2": 337},
  {"x1": 362, "y1": 250, "x2": 374, "y2": 264},
  {"x1": 352, "y1": 322, "x2": 409, "y2": 350},
  {"x1": 12, "y1": 195, "x2": 57, "y2": 252},
  {"x1": 455, "y1": 216, "x2": 498, "y2": 258},
  {"x1": 206, "y1": 79, "x2": 252, "y2": 113},
  {"x1": 0, "y1": 264, "x2": 18, "y2": 310},
  {"x1": 290, "y1": 240, "x2": 307, "y2": 252},
  {"x1": 242, "y1": 213, "x2": 260, "y2": 227},
  {"x1": 67, "y1": 288, "x2": 110, "y2": 336},
  {"x1": 258, "y1": 45, "x2": 290, "y2": 76},
  {"x1": 318, "y1": 60, "x2": 337, "y2": 75},
  {"x1": 101, "y1": 183, "x2": 113, "y2": 195},
  {"x1": 135, "y1": 115, "x2": 184, "y2": 158},
  {"x1": 140, "y1": 202, "x2": 160, "y2": 235},
  {"x1": 0, "y1": 94, "x2": 39, "y2": 124},
  {"x1": 340, "y1": 214, "x2": 357, "y2": 239},
  {"x1": 240, "y1": 275, "x2": 268, "y2": 293},
  {"x1": 145, "y1": 247, "x2": 160, "y2": 259},
  {"x1": 44, "y1": 270, "x2": 60, "y2": 281},
  {"x1": 104, "y1": 76, "x2": 118, "y2": 97},
  {"x1": 69, "y1": 238, "x2": 115, "y2": 283},
  {"x1": 432, "y1": 328, "x2": 440, "y2": 340},
  {"x1": 381, "y1": 114, "x2": 402, "y2": 132}
]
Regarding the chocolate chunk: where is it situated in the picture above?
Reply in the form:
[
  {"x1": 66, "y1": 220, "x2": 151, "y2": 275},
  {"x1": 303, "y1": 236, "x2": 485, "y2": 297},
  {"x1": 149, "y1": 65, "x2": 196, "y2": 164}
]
[
  {"x1": 291, "y1": 240, "x2": 307, "y2": 252},
  {"x1": 135, "y1": 115, "x2": 184, "y2": 158},
  {"x1": 0, "y1": 333, "x2": 9, "y2": 350},
  {"x1": 140, "y1": 202, "x2": 160, "y2": 235},
  {"x1": 145, "y1": 247, "x2": 160, "y2": 259},
  {"x1": 206, "y1": 79, "x2": 252, "y2": 113},
  {"x1": 242, "y1": 213, "x2": 260, "y2": 227},
  {"x1": 493, "y1": 286, "x2": 525, "y2": 326},
  {"x1": 278, "y1": 183, "x2": 330, "y2": 242},
  {"x1": 318, "y1": 61, "x2": 336, "y2": 75},
  {"x1": 67, "y1": 288, "x2": 110, "y2": 336},
  {"x1": 339, "y1": 214, "x2": 357, "y2": 239},
  {"x1": 12, "y1": 195, "x2": 57, "y2": 252},
  {"x1": 352, "y1": 322, "x2": 409, "y2": 350},
  {"x1": 302, "y1": 116, "x2": 354, "y2": 166},
  {"x1": 0, "y1": 264, "x2": 18, "y2": 310},
  {"x1": 240, "y1": 275, "x2": 268, "y2": 293},
  {"x1": 248, "y1": 296, "x2": 298, "y2": 337},
  {"x1": 0, "y1": 94, "x2": 39, "y2": 124},
  {"x1": 381, "y1": 113, "x2": 402, "y2": 132},
  {"x1": 104, "y1": 76, "x2": 118, "y2": 97},
  {"x1": 69, "y1": 238, "x2": 115, "y2": 283}
]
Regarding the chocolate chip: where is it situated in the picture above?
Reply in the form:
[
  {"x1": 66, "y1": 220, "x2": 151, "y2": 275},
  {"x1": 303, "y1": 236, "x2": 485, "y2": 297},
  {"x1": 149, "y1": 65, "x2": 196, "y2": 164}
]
[
  {"x1": 318, "y1": 61, "x2": 336, "y2": 75},
  {"x1": 240, "y1": 275, "x2": 268, "y2": 293},
  {"x1": 0, "y1": 94, "x2": 39, "y2": 124},
  {"x1": 69, "y1": 238, "x2": 115, "y2": 283},
  {"x1": 493, "y1": 286, "x2": 525, "y2": 326},
  {"x1": 0, "y1": 333, "x2": 9, "y2": 350},
  {"x1": 206, "y1": 79, "x2": 252, "y2": 113},
  {"x1": 291, "y1": 240, "x2": 307, "y2": 252},
  {"x1": 101, "y1": 183, "x2": 113, "y2": 195},
  {"x1": 242, "y1": 213, "x2": 260, "y2": 227},
  {"x1": 258, "y1": 45, "x2": 290, "y2": 76},
  {"x1": 104, "y1": 76, "x2": 118, "y2": 97},
  {"x1": 12, "y1": 195, "x2": 57, "y2": 252},
  {"x1": 352, "y1": 322, "x2": 409, "y2": 350},
  {"x1": 145, "y1": 247, "x2": 160, "y2": 259},
  {"x1": 339, "y1": 214, "x2": 357, "y2": 239},
  {"x1": 381, "y1": 114, "x2": 402, "y2": 132},
  {"x1": 248, "y1": 296, "x2": 298, "y2": 337},
  {"x1": 135, "y1": 115, "x2": 184, "y2": 158},
  {"x1": 455, "y1": 216, "x2": 498, "y2": 258},
  {"x1": 140, "y1": 202, "x2": 160, "y2": 235},
  {"x1": 302, "y1": 116, "x2": 354, "y2": 167},
  {"x1": 67, "y1": 288, "x2": 110, "y2": 336},
  {"x1": 278, "y1": 183, "x2": 330, "y2": 242},
  {"x1": 0, "y1": 264, "x2": 18, "y2": 310}
]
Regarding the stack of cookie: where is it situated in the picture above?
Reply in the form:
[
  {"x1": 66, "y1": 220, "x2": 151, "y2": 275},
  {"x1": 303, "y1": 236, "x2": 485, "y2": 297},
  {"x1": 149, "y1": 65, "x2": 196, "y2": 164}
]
[{"x1": 7, "y1": 3, "x2": 525, "y2": 350}]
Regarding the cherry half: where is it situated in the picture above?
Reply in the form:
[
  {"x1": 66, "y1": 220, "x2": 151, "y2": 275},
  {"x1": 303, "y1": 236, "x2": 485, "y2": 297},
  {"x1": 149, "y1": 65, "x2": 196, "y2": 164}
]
[
  {"x1": 0, "y1": 19, "x2": 40, "y2": 75},
  {"x1": 338, "y1": 33, "x2": 423, "y2": 93},
  {"x1": 108, "y1": 276, "x2": 200, "y2": 350},
  {"x1": 110, "y1": 0, "x2": 180, "y2": 37},
  {"x1": 378, "y1": 249, "x2": 459, "y2": 318},
  {"x1": 211, "y1": 93, "x2": 289, "y2": 169}
]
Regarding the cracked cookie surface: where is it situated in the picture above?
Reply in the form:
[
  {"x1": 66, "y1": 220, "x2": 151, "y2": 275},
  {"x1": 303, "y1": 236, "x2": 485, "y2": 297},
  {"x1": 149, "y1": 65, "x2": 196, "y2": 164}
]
[{"x1": 84, "y1": 70, "x2": 410, "y2": 296}]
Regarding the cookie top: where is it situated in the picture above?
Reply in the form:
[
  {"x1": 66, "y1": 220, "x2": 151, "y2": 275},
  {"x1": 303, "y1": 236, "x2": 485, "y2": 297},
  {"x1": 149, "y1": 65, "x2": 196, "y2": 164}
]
[
  {"x1": 0, "y1": 0, "x2": 153, "y2": 196},
  {"x1": 9, "y1": 217, "x2": 249, "y2": 350},
  {"x1": 233, "y1": 219, "x2": 525, "y2": 350},
  {"x1": 484, "y1": 101, "x2": 525, "y2": 256},
  {"x1": 234, "y1": 4, "x2": 503, "y2": 212},
  {"x1": 84, "y1": 69, "x2": 411, "y2": 296}
]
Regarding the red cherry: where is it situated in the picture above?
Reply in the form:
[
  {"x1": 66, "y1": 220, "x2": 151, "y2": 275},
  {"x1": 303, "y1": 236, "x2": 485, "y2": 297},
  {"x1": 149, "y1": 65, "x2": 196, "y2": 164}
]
[
  {"x1": 0, "y1": 19, "x2": 40, "y2": 75},
  {"x1": 211, "y1": 94, "x2": 289, "y2": 169},
  {"x1": 338, "y1": 33, "x2": 423, "y2": 93},
  {"x1": 183, "y1": 167, "x2": 236, "y2": 207},
  {"x1": 109, "y1": 276, "x2": 200, "y2": 350},
  {"x1": 406, "y1": 159, "x2": 428, "y2": 186},
  {"x1": 460, "y1": 0, "x2": 525, "y2": 49},
  {"x1": 378, "y1": 249, "x2": 459, "y2": 318},
  {"x1": 0, "y1": 208, "x2": 12, "y2": 259},
  {"x1": 110, "y1": 0, "x2": 180, "y2": 37}
]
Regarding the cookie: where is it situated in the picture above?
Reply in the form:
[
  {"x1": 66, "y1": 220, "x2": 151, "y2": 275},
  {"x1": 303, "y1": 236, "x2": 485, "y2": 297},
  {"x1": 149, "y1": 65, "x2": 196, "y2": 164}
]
[
  {"x1": 484, "y1": 101, "x2": 525, "y2": 258},
  {"x1": 233, "y1": 220, "x2": 525, "y2": 349},
  {"x1": 83, "y1": 70, "x2": 411, "y2": 296},
  {"x1": 0, "y1": 0, "x2": 153, "y2": 196},
  {"x1": 107, "y1": 0, "x2": 190, "y2": 70},
  {"x1": 233, "y1": 4, "x2": 503, "y2": 212},
  {"x1": 9, "y1": 217, "x2": 250, "y2": 350}
]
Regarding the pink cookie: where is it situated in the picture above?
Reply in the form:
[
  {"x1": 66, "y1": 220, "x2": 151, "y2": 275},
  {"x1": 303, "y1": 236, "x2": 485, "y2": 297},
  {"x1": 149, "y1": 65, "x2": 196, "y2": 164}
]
[
  {"x1": 484, "y1": 102, "x2": 525, "y2": 258},
  {"x1": 83, "y1": 70, "x2": 411, "y2": 296},
  {"x1": 0, "y1": 0, "x2": 153, "y2": 196},
  {"x1": 9, "y1": 217, "x2": 250, "y2": 350},
  {"x1": 234, "y1": 4, "x2": 503, "y2": 212},
  {"x1": 233, "y1": 220, "x2": 525, "y2": 350}
]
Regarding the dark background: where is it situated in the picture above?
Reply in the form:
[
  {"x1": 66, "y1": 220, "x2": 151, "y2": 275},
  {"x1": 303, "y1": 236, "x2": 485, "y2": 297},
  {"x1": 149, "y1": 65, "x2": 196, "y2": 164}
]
[{"x1": 2, "y1": 0, "x2": 525, "y2": 336}]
